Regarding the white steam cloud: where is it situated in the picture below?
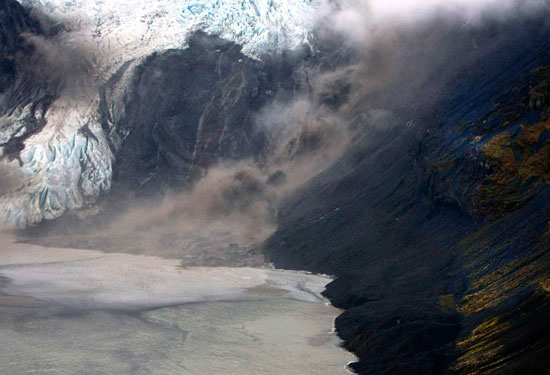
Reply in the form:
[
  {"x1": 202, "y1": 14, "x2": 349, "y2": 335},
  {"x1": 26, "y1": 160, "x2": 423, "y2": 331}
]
[{"x1": 319, "y1": 0, "x2": 549, "y2": 44}]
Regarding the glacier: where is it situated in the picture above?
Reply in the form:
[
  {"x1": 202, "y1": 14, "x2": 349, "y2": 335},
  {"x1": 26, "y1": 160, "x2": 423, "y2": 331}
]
[
  {"x1": 22, "y1": 0, "x2": 318, "y2": 59},
  {"x1": 0, "y1": 0, "x2": 319, "y2": 228}
]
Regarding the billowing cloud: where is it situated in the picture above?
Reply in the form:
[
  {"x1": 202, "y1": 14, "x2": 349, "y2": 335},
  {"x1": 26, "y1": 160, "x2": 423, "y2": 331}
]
[{"x1": 317, "y1": 0, "x2": 549, "y2": 44}]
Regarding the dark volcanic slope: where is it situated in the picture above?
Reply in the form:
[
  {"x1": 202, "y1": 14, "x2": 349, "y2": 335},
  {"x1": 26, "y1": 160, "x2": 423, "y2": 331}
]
[
  {"x1": 0, "y1": 0, "x2": 55, "y2": 165},
  {"x1": 264, "y1": 15, "x2": 550, "y2": 375},
  {"x1": 0, "y1": 0, "x2": 29, "y2": 89},
  {"x1": 102, "y1": 31, "x2": 306, "y2": 195}
]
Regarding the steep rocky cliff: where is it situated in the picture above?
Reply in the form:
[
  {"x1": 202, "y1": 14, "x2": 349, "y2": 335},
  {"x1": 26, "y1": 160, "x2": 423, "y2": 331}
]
[
  {"x1": 105, "y1": 32, "x2": 306, "y2": 194},
  {"x1": 265, "y1": 14, "x2": 550, "y2": 375}
]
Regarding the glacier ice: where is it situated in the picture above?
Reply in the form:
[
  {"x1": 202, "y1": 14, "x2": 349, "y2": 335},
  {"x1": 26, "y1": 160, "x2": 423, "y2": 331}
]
[
  {"x1": 0, "y1": 0, "x2": 320, "y2": 227},
  {"x1": 21, "y1": 0, "x2": 318, "y2": 58}
]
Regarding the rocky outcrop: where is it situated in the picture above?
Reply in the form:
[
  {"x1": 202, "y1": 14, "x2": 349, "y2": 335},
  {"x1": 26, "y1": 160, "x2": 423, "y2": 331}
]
[{"x1": 104, "y1": 32, "x2": 307, "y2": 194}]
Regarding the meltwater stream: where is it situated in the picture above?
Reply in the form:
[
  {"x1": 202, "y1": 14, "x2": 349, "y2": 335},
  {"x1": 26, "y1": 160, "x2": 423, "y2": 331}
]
[{"x1": 0, "y1": 242, "x2": 355, "y2": 374}]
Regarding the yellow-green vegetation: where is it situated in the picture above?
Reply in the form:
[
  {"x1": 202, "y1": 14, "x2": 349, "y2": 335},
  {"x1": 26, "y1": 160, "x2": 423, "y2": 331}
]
[
  {"x1": 517, "y1": 121, "x2": 550, "y2": 182},
  {"x1": 541, "y1": 277, "x2": 550, "y2": 293},
  {"x1": 459, "y1": 262, "x2": 539, "y2": 315},
  {"x1": 452, "y1": 220, "x2": 550, "y2": 373},
  {"x1": 478, "y1": 120, "x2": 550, "y2": 216},
  {"x1": 470, "y1": 261, "x2": 520, "y2": 291},
  {"x1": 456, "y1": 316, "x2": 511, "y2": 352},
  {"x1": 482, "y1": 132, "x2": 517, "y2": 183},
  {"x1": 444, "y1": 67, "x2": 550, "y2": 375},
  {"x1": 459, "y1": 232, "x2": 547, "y2": 315},
  {"x1": 451, "y1": 317, "x2": 511, "y2": 374},
  {"x1": 452, "y1": 283, "x2": 550, "y2": 375},
  {"x1": 471, "y1": 67, "x2": 550, "y2": 216}
]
